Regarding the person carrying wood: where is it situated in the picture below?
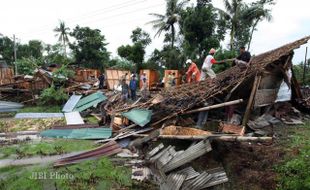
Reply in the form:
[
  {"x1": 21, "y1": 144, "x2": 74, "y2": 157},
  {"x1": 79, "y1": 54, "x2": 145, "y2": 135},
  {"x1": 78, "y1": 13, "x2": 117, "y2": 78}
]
[{"x1": 185, "y1": 59, "x2": 201, "y2": 83}]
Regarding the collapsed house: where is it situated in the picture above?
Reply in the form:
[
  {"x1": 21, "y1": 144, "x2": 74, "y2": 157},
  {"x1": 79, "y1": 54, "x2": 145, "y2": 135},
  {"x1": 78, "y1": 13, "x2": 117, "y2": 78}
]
[{"x1": 109, "y1": 36, "x2": 310, "y2": 129}]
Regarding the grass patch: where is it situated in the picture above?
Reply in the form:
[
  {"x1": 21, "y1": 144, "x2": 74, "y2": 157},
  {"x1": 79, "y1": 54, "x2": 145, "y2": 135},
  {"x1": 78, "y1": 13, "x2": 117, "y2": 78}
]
[
  {"x1": 18, "y1": 105, "x2": 62, "y2": 113},
  {"x1": 0, "y1": 139, "x2": 96, "y2": 159},
  {"x1": 276, "y1": 121, "x2": 310, "y2": 190},
  {"x1": 0, "y1": 158, "x2": 131, "y2": 190}
]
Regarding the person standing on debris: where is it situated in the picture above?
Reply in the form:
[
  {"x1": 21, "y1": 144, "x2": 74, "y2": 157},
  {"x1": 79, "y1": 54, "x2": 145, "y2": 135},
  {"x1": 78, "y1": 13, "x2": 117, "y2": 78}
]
[
  {"x1": 233, "y1": 46, "x2": 252, "y2": 66},
  {"x1": 167, "y1": 72, "x2": 174, "y2": 87},
  {"x1": 200, "y1": 48, "x2": 226, "y2": 80},
  {"x1": 121, "y1": 78, "x2": 129, "y2": 102},
  {"x1": 129, "y1": 74, "x2": 137, "y2": 100},
  {"x1": 185, "y1": 59, "x2": 201, "y2": 83},
  {"x1": 171, "y1": 73, "x2": 177, "y2": 87},
  {"x1": 98, "y1": 73, "x2": 105, "y2": 89},
  {"x1": 141, "y1": 72, "x2": 148, "y2": 99}
]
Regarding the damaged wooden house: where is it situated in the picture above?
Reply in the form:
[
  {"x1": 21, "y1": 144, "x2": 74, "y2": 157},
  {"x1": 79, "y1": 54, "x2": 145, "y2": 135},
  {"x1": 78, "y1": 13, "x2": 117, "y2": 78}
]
[{"x1": 109, "y1": 36, "x2": 310, "y2": 137}]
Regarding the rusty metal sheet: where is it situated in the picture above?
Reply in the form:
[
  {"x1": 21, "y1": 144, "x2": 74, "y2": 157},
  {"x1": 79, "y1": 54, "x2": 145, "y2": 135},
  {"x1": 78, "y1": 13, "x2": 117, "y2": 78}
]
[
  {"x1": 54, "y1": 140, "x2": 121, "y2": 166},
  {"x1": 254, "y1": 89, "x2": 278, "y2": 107}
]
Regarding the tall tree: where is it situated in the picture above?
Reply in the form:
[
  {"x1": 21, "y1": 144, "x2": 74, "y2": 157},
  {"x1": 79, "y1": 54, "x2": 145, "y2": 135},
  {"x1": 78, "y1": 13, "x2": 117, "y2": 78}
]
[
  {"x1": 148, "y1": 0, "x2": 188, "y2": 48},
  {"x1": 180, "y1": 1, "x2": 223, "y2": 65},
  {"x1": 216, "y1": 0, "x2": 247, "y2": 50},
  {"x1": 69, "y1": 26, "x2": 110, "y2": 71},
  {"x1": 243, "y1": 0, "x2": 274, "y2": 50},
  {"x1": 54, "y1": 21, "x2": 70, "y2": 57},
  {"x1": 117, "y1": 27, "x2": 151, "y2": 71}
]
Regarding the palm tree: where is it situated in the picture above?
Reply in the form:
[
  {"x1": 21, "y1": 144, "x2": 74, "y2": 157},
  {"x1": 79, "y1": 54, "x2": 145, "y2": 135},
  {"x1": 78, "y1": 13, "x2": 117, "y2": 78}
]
[
  {"x1": 148, "y1": 0, "x2": 188, "y2": 48},
  {"x1": 216, "y1": 0, "x2": 246, "y2": 50},
  {"x1": 243, "y1": 0, "x2": 273, "y2": 50},
  {"x1": 54, "y1": 21, "x2": 70, "y2": 57}
]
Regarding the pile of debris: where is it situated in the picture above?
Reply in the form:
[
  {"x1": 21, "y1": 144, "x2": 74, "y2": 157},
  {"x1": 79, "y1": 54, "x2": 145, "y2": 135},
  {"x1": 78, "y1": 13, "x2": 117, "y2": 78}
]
[{"x1": 145, "y1": 141, "x2": 228, "y2": 190}]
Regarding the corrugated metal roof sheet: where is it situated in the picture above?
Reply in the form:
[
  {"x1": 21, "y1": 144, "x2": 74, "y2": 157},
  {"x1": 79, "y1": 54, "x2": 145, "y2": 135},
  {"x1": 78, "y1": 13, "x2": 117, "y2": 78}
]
[
  {"x1": 74, "y1": 92, "x2": 107, "y2": 112},
  {"x1": 40, "y1": 127, "x2": 112, "y2": 139},
  {"x1": 0, "y1": 101, "x2": 23, "y2": 113},
  {"x1": 62, "y1": 95, "x2": 82, "y2": 113},
  {"x1": 176, "y1": 167, "x2": 200, "y2": 181},
  {"x1": 54, "y1": 140, "x2": 121, "y2": 166},
  {"x1": 64, "y1": 112, "x2": 84, "y2": 125},
  {"x1": 15, "y1": 113, "x2": 64, "y2": 119},
  {"x1": 122, "y1": 109, "x2": 152, "y2": 127}
]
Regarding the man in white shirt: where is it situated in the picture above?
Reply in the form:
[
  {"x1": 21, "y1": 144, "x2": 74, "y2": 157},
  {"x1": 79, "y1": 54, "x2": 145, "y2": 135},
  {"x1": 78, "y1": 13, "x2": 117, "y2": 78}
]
[{"x1": 201, "y1": 48, "x2": 225, "y2": 80}]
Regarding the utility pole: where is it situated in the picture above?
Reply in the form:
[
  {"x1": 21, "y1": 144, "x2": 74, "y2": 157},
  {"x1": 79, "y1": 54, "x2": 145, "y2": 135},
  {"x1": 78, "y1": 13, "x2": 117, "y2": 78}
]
[
  {"x1": 13, "y1": 34, "x2": 18, "y2": 76},
  {"x1": 303, "y1": 47, "x2": 308, "y2": 86}
]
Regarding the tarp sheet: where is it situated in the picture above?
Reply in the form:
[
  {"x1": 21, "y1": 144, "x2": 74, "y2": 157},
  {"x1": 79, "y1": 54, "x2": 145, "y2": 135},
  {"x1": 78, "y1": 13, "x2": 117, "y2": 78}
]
[
  {"x1": 74, "y1": 92, "x2": 107, "y2": 112},
  {"x1": 122, "y1": 109, "x2": 152, "y2": 127},
  {"x1": 62, "y1": 95, "x2": 82, "y2": 113},
  {"x1": 40, "y1": 128, "x2": 112, "y2": 139}
]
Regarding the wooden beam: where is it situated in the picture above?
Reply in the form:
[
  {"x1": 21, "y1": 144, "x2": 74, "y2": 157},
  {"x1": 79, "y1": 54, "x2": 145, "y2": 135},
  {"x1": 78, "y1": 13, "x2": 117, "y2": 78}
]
[
  {"x1": 182, "y1": 99, "x2": 243, "y2": 115},
  {"x1": 242, "y1": 75, "x2": 262, "y2": 126}
]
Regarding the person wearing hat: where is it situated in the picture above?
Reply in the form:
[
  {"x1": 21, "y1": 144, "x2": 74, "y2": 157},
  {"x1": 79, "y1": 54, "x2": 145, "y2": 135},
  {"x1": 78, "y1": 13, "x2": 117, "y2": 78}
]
[
  {"x1": 200, "y1": 48, "x2": 224, "y2": 80},
  {"x1": 185, "y1": 59, "x2": 201, "y2": 83}
]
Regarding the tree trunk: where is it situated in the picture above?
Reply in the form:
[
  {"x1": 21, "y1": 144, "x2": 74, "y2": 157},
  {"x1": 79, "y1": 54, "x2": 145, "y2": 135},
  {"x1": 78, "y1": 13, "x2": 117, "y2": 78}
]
[
  {"x1": 247, "y1": 19, "x2": 259, "y2": 51},
  {"x1": 171, "y1": 25, "x2": 175, "y2": 48},
  {"x1": 63, "y1": 40, "x2": 67, "y2": 57},
  {"x1": 230, "y1": 25, "x2": 235, "y2": 51}
]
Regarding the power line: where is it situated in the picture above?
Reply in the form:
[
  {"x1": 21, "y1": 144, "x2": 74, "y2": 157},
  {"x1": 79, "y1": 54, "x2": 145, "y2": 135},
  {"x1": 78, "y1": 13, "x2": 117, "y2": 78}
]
[
  {"x1": 20, "y1": 0, "x2": 148, "y2": 36},
  {"x1": 21, "y1": 2, "x2": 164, "y2": 38}
]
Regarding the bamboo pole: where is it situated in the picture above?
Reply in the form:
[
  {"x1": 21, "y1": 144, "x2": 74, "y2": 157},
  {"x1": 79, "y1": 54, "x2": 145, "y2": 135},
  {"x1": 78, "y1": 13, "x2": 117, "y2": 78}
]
[
  {"x1": 131, "y1": 134, "x2": 272, "y2": 142},
  {"x1": 182, "y1": 99, "x2": 243, "y2": 115}
]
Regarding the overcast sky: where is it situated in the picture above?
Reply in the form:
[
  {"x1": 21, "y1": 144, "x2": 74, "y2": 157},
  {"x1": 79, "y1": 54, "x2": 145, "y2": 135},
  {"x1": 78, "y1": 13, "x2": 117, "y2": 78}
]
[{"x1": 0, "y1": 0, "x2": 309, "y2": 63}]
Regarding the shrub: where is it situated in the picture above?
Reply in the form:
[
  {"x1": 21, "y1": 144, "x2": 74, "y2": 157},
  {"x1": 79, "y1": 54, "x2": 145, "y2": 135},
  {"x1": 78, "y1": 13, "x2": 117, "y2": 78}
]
[{"x1": 39, "y1": 85, "x2": 68, "y2": 105}]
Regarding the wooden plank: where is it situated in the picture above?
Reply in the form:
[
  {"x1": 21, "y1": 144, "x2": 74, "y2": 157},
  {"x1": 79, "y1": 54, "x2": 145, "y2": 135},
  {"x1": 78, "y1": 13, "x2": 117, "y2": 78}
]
[{"x1": 242, "y1": 75, "x2": 262, "y2": 126}]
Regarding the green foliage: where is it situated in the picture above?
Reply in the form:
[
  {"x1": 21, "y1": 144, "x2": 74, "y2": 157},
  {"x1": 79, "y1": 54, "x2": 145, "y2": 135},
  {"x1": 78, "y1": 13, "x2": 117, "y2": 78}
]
[
  {"x1": 293, "y1": 61, "x2": 310, "y2": 85},
  {"x1": 45, "y1": 43, "x2": 71, "y2": 65},
  {"x1": 0, "y1": 36, "x2": 14, "y2": 65},
  {"x1": 69, "y1": 25, "x2": 110, "y2": 71},
  {"x1": 276, "y1": 122, "x2": 310, "y2": 190},
  {"x1": 54, "y1": 20, "x2": 70, "y2": 57},
  {"x1": 213, "y1": 49, "x2": 237, "y2": 73},
  {"x1": 40, "y1": 85, "x2": 68, "y2": 105},
  {"x1": 117, "y1": 27, "x2": 151, "y2": 71},
  {"x1": 148, "y1": 0, "x2": 188, "y2": 48},
  {"x1": 18, "y1": 40, "x2": 44, "y2": 59},
  {"x1": 55, "y1": 158, "x2": 131, "y2": 189},
  {"x1": 108, "y1": 58, "x2": 135, "y2": 71},
  {"x1": 180, "y1": 4, "x2": 221, "y2": 65},
  {"x1": 52, "y1": 64, "x2": 75, "y2": 83},
  {"x1": 15, "y1": 57, "x2": 42, "y2": 75}
]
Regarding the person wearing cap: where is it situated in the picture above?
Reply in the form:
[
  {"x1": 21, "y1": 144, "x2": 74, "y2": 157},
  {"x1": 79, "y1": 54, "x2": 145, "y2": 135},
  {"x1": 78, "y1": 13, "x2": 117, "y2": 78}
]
[
  {"x1": 200, "y1": 48, "x2": 223, "y2": 80},
  {"x1": 185, "y1": 59, "x2": 201, "y2": 83},
  {"x1": 129, "y1": 74, "x2": 137, "y2": 100}
]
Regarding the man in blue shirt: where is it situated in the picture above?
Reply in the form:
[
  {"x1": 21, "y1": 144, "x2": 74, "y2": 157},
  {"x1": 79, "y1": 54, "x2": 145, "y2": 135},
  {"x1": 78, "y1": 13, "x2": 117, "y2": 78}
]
[{"x1": 129, "y1": 74, "x2": 137, "y2": 100}]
